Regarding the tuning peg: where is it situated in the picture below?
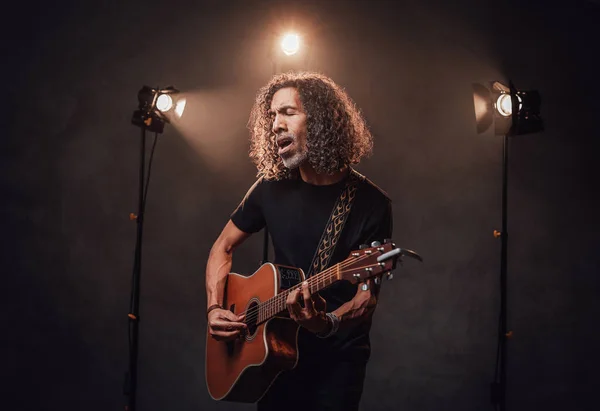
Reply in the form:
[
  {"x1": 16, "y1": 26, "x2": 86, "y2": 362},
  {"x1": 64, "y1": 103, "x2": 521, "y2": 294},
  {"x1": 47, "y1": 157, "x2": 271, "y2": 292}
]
[
  {"x1": 371, "y1": 241, "x2": 381, "y2": 247},
  {"x1": 374, "y1": 276, "x2": 381, "y2": 285},
  {"x1": 361, "y1": 282, "x2": 369, "y2": 291},
  {"x1": 386, "y1": 272, "x2": 394, "y2": 280},
  {"x1": 383, "y1": 239, "x2": 392, "y2": 244},
  {"x1": 358, "y1": 244, "x2": 369, "y2": 250}
]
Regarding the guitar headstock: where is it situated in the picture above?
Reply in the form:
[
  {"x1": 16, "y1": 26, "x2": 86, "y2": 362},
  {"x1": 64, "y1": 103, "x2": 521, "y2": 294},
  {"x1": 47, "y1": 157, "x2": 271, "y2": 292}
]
[{"x1": 340, "y1": 240, "x2": 400, "y2": 284}]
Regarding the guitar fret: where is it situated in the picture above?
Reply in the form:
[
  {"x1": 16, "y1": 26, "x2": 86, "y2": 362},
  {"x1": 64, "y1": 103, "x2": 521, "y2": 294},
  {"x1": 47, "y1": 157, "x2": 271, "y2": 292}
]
[{"x1": 258, "y1": 262, "x2": 347, "y2": 324}]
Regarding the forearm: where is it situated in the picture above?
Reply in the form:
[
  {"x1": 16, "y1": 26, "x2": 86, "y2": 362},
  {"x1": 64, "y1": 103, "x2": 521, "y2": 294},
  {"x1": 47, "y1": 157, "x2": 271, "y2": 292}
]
[
  {"x1": 332, "y1": 289, "x2": 378, "y2": 332},
  {"x1": 205, "y1": 220, "x2": 251, "y2": 309},
  {"x1": 205, "y1": 245, "x2": 233, "y2": 308}
]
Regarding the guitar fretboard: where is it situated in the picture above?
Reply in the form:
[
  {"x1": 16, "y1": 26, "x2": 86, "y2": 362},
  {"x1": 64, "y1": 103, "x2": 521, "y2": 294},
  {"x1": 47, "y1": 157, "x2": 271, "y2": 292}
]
[{"x1": 256, "y1": 263, "x2": 342, "y2": 324}]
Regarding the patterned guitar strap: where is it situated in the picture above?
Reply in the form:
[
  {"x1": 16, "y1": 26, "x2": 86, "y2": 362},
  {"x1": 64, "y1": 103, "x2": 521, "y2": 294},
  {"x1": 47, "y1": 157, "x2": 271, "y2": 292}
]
[{"x1": 306, "y1": 168, "x2": 365, "y2": 277}]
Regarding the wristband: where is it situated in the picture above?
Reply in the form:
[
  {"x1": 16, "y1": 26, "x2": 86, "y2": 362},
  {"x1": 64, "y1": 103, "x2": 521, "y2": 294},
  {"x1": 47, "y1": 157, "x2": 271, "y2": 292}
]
[
  {"x1": 316, "y1": 312, "x2": 340, "y2": 338},
  {"x1": 206, "y1": 304, "x2": 222, "y2": 319}
]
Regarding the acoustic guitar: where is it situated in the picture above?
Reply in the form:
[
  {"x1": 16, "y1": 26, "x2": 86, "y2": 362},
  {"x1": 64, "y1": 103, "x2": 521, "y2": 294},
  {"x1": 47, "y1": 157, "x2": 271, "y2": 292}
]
[{"x1": 205, "y1": 240, "x2": 421, "y2": 403}]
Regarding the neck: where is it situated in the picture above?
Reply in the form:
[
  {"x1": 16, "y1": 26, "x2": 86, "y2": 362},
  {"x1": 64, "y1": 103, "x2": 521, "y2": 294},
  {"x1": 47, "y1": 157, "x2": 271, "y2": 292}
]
[
  {"x1": 256, "y1": 262, "x2": 343, "y2": 324},
  {"x1": 298, "y1": 164, "x2": 349, "y2": 185}
]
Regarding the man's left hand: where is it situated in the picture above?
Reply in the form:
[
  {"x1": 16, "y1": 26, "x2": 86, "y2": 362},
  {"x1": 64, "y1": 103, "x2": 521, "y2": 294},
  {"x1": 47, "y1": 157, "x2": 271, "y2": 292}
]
[{"x1": 286, "y1": 281, "x2": 328, "y2": 334}]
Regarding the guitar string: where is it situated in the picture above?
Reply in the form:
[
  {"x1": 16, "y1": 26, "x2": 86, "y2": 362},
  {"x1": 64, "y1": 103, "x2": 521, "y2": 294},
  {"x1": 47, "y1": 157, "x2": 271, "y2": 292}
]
[
  {"x1": 241, "y1": 253, "x2": 372, "y2": 323},
  {"x1": 243, "y1": 254, "x2": 379, "y2": 325},
  {"x1": 236, "y1": 257, "x2": 354, "y2": 325},
  {"x1": 240, "y1": 253, "x2": 379, "y2": 325},
  {"x1": 241, "y1": 261, "x2": 356, "y2": 325}
]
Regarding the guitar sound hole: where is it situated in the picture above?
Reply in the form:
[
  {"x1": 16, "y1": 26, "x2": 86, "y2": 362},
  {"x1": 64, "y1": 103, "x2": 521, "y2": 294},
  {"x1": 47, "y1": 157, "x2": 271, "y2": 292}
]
[{"x1": 245, "y1": 300, "x2": 259, "y2": 340}]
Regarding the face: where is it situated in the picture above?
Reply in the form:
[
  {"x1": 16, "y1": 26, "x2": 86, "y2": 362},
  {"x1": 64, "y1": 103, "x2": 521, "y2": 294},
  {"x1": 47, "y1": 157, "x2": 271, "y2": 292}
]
[{"x1": 269, "y1": 87, "x2": 308, "y2": 169}]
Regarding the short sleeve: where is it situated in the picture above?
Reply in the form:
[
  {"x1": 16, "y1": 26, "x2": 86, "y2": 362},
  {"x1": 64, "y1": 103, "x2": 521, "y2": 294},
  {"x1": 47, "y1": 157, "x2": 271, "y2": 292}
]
[
  {"x1": 362, "y1": 199, "x2": 393, "y2": 245},
  {"x1": 230, "y1": 178, "x2": 266, "y2": 234}
]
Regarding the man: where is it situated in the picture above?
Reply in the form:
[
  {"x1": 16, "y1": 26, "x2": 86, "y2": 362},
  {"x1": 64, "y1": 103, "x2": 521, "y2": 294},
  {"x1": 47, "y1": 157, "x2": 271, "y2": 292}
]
[{"x1": 205, "y1": 72, "x2": 392, "y2": 410}]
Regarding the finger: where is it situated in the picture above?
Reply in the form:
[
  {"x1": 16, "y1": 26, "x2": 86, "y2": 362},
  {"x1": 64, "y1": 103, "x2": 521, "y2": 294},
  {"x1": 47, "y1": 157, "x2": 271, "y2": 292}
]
[
  {"x1": 289, "y1": 304, "x2": 302, "y2": 321},
  {"x1": 209, "y1": 326, "x2": 241, "y2": 336},
  {"x1": 314, "y1": 292, "x2": 326, "y2": 312},
  {"x1": 210, "y1": 329, "x2": 242, "y2": 341},
  {"x1": 220, "y1": 310, "x2": 242, "y2": 322},
  {"x1": 286, "y1": 287, "x2": 300, "y2": 306},
  {"x1": 220, "y1": 310, "x2": 246, "y2": 324},
  {"x1": 211, "y1": 320, "x2": 247, "y2": 331},
  {"x1": 286, "y1": 288, "x2": 302, "y2": 319},
  {"x1": 301, "y1": 281, "x2": 314, "y2": 312}
]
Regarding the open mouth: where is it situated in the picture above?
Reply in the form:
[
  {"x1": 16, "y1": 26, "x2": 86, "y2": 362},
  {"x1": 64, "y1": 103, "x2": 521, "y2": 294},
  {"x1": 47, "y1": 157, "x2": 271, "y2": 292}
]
[{"x1": 277, "y1": 137, "x2": 294, "y2": 154}]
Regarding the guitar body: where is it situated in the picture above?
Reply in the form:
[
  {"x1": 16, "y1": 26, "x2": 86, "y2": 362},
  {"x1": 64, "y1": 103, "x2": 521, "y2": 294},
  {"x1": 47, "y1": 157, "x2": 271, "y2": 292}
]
[{"x1": 205, "y1": 263, "x2": 304, "y2": 403}]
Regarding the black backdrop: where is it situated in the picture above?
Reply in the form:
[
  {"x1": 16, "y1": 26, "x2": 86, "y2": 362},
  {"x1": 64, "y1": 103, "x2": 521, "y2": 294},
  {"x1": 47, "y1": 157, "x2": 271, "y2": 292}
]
[{"x1": 3, "y1": 0, "x2": 599, "y2": 410}]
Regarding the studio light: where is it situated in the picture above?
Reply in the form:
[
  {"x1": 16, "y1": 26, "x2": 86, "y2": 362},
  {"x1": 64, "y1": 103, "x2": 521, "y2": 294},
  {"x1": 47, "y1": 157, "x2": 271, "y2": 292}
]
[
  {"x1": 270, "y1": 30, "x2": 312, "y2": 74},
  {"x1": 472, "y1": 81, "x2": 542, "y2": 136},
  {"x1": 281, "y1": 33, "x2": 301, "y2": 56},
  {"x1": 496, "y1": 93, "x2": 521, "y2": 117},
  {"x1": 132, "y1": 86, "x2": 185, "y2": 134}
]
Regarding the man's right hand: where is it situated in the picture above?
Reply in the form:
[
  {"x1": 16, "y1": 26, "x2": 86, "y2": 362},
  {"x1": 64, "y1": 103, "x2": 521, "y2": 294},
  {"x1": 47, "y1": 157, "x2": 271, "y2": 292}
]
[{"x1": 207, "y1": 308, "x2": 247, "y2": 341}]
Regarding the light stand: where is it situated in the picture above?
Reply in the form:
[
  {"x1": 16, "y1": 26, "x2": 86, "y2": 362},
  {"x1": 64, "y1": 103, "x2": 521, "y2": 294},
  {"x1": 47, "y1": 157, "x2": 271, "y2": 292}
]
[
  {"x1": 124, "y1": 122, "x2": 147, "y2": 411},
  {"x1": 124, "y1": 86, "x2": 183, "y2": 411},
  {"x1": 491, "y1": 131, "x2": 510, "y2": 411},
  {"x1": 473, "y1": 80, "x2": 543, "y2": 411}
]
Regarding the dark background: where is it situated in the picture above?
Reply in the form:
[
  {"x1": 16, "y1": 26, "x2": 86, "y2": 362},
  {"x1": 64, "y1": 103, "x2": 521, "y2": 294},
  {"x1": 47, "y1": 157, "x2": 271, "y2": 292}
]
[{"x1": 3, "y1": 0, "x2": 599, "y2": 410}]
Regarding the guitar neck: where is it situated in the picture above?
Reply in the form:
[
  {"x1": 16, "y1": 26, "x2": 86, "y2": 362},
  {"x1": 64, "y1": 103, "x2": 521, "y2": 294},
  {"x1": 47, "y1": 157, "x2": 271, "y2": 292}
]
[{"x1": 256, "y1": 263, "x2": 342, "y2": 324}]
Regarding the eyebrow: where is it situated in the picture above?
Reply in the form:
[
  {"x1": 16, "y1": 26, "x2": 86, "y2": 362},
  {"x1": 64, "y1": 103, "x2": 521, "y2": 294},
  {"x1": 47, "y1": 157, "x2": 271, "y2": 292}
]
[{"x1": 268, "y1": 105, "x2": 298, "y2": 115}]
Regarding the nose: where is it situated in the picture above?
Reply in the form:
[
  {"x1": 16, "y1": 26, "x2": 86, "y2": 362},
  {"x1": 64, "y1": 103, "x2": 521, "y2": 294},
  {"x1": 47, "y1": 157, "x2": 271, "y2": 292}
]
[{"x1": 272, "y1": 113, "x2": 287, "y2": 135}]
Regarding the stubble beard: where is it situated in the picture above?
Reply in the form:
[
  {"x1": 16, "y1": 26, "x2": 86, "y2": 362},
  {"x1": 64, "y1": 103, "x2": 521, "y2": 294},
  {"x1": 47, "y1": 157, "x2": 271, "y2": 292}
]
[
  {"x1": 281, "y1": 148, "x2": 308, "y2": 170},
  {"x1": 278, "y1": 132, "x2": 308, "y2": 170}
]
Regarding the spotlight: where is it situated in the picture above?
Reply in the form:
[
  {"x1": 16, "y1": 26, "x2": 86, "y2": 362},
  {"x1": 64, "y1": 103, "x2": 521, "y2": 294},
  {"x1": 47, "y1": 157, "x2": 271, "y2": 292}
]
[
  {"x1": 156, "y1": 94, "x2": 173, "y2": 112},
  {"x1": 281, "y1": 33, "x2": 301, "y2": 56},
  {"x1": 496, "y1": 93, "x2": 522, "y2": 117},
  {"x1": 472, "y1": 81, "x2": 542, "y2": 136},
  {"x1": 132, "y1": 86, "x2": 185, "y2": 134}
]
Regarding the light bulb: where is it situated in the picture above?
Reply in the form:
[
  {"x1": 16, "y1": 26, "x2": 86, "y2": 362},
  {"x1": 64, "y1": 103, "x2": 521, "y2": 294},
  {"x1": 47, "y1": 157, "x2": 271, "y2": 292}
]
[
  {"x1": 281, "y1": 33, "x2": 300, "y2": 56},
  {"x1": 156, "y1": 94, "x2": 173, "y2": 112}
]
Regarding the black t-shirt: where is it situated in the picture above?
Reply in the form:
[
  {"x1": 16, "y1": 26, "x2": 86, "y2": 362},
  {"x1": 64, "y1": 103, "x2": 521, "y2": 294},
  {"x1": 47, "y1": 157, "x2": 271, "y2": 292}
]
[{"x1": 230, "y1": 170, "x2": 393, "y2": 359}]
